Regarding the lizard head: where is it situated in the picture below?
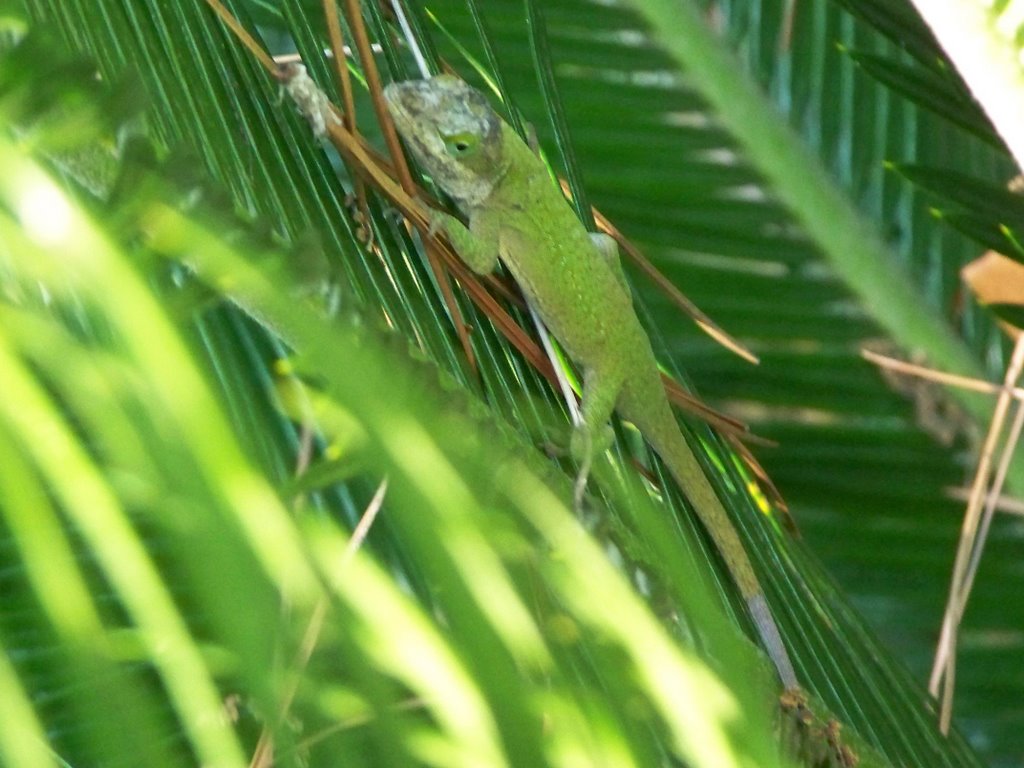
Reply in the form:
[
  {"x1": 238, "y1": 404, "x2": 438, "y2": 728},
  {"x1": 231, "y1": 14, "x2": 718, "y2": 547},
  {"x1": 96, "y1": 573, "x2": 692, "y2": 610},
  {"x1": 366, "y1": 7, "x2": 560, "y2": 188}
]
[{"x1": 384, "y1": 75, "x2": 506, "y2": 209}]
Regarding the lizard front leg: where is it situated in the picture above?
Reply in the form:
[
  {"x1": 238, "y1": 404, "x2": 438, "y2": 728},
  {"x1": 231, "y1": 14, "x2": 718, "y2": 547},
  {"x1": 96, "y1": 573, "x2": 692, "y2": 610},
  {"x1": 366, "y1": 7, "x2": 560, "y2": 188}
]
[{"x1": 430, "y1": 211, "x2": 500, "y2": 276}]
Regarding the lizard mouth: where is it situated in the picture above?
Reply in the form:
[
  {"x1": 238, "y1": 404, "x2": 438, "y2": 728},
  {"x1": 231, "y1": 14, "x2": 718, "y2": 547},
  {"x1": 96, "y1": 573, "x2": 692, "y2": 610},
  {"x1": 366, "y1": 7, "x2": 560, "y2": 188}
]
[
  {"x1": 383, "y1": 82, "x2": 445, "y2": 167},
  {"x1": 382, "y1": 81, "x2": 423, "y2": 125},
  {"x1": 381, "y1": 82, "x2": 405, "y2": 112}
]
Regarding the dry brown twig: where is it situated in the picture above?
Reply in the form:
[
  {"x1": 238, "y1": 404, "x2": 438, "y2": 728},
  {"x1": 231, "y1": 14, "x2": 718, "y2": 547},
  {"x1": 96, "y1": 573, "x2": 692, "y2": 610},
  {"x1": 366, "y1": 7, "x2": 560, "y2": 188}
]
[
  {"x1": 864, "y1": 338, "x2": 1024, "y2": 733},
  {"x1": 249, "y1": 478, "x2": 389, "y2": 768}
]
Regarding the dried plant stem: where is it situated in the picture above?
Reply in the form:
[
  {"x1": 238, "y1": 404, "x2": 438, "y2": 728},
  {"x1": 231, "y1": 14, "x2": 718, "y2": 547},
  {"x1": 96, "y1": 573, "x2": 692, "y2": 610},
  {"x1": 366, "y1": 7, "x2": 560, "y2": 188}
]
[
  {"x1": 926, "y1": 335, "x2": 1024, "y2": 733},
  {"x1": 250, "y1": 479, "x2": 389, "y2": 768}
]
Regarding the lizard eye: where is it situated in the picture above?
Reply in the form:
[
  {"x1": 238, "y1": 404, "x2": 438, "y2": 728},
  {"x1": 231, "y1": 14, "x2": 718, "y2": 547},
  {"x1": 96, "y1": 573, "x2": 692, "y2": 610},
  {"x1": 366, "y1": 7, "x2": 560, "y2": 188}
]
[{"x1": 442, "y1": 131, "x2": 478, "y2": 157}]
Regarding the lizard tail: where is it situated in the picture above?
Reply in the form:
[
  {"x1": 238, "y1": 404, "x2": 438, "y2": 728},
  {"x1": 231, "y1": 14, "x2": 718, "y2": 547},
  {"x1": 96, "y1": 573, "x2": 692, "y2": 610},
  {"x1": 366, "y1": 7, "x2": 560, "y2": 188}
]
[
  {"x1": 618, "y1": 368, "x2": 799, "y2": 689},
  {"x1": 749, "y1": 592, "x2": 799, "y2": 689}
]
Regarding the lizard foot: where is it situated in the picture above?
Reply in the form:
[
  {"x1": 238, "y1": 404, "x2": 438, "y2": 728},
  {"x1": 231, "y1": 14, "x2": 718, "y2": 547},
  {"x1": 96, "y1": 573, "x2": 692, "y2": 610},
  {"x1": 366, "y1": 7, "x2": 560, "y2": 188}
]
[
  {"x1": 569, "y1": 423, "x2": 614, "y2": 512},
  {"x1": 572, "y1": 453, "x2": 592, "y2": 512}
]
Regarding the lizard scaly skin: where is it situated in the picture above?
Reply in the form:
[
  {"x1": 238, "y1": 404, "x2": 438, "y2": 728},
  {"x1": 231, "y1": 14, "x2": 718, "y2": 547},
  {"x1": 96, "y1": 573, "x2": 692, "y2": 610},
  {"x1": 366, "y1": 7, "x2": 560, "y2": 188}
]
[{"x1": 384, "y1": 75, "x2": 798, "y2": 689}]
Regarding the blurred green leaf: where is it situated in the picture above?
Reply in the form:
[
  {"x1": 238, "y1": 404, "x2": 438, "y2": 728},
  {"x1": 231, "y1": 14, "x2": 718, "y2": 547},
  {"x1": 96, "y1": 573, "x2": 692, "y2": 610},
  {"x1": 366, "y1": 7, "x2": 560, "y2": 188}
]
[{"x1": 3, "y1": 0, "x2": 1023, "y2": 766}]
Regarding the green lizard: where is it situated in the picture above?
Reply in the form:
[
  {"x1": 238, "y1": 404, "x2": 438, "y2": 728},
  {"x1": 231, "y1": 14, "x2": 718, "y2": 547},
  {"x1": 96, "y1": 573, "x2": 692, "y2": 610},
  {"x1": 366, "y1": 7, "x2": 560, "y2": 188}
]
[{"x1": 384, "y1": 74, "x2": 798, "y2": 690}]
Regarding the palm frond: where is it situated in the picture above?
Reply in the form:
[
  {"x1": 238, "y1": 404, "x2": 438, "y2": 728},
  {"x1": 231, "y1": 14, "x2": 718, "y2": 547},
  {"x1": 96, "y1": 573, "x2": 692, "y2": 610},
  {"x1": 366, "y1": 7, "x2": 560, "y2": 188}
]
[
  {"x1": 5, "y1": 0, "x2": 1019, "y2": 765},
  {"x1": 0, "y1": 21, "x2": 795, "y2": 767}
]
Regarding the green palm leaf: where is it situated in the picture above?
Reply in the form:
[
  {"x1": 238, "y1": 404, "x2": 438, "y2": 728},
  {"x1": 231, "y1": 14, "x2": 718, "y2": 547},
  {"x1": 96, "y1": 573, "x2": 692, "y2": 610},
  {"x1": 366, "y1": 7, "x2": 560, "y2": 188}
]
[
  {"x1": 0, "y1": 20, "x2": 784, "y2": 768},
  {"x1": 2, "y1": 0, "x2": 1018, "y2": 765}
]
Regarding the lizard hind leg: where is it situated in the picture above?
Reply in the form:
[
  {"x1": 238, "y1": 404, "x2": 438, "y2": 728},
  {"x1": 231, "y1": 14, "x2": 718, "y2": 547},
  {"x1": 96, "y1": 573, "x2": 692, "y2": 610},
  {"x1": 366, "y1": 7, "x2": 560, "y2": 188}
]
[{"x1": 570, "y1": 366, "x2": 622, "y2": 510}]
